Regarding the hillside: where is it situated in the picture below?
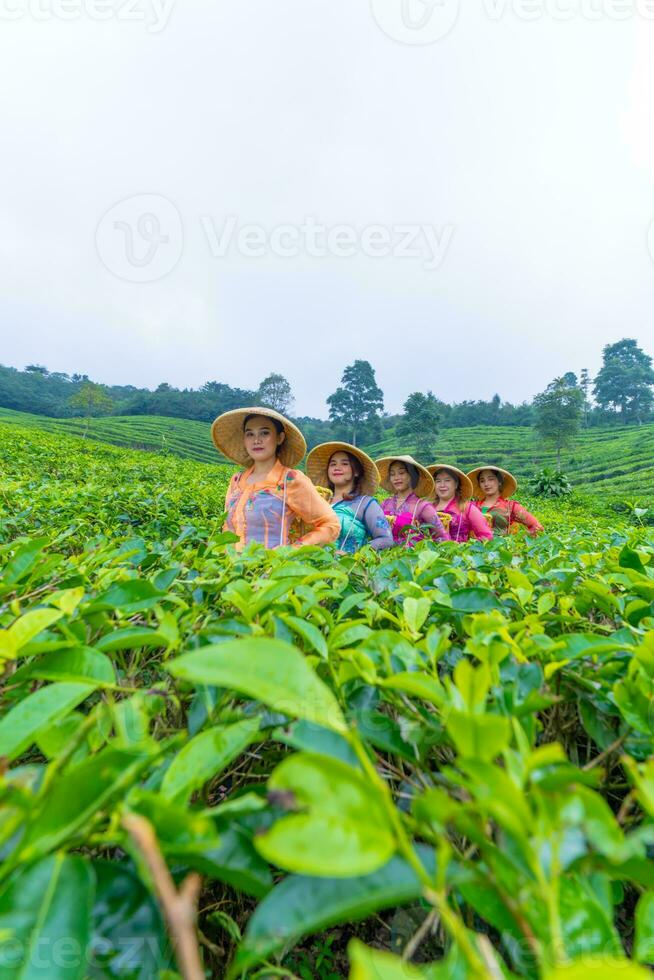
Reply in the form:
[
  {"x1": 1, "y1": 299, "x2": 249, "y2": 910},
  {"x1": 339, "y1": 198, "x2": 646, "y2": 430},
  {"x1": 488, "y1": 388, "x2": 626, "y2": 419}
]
[
  {"x1": 366, "y1": 423, "x2": 654, "y2": 498},
  {"x1": 1, "y1": 406, "x2": 653, "y2": 499},
  {"x1": 0, "y1": 407, "x2": 222, "y2": 463}
]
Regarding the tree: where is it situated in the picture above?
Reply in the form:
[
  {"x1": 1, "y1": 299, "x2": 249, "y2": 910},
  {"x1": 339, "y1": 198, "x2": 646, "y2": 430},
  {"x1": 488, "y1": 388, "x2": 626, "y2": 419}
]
[
  {"x1": 593, "y1": 339, "x2": 654, "y2": 423},
  {"x1": 25, "y1": 364, "x2": 48, "y2": 375},
  {"x1": 69, "y1": 382, "x2": 114, "y2": 435},
  {"x1": 396, "y1": 391, "x2": 441, "y2": 463},
  {"x1": 327, "y1": 360, "x2": 384, "y2": 446},
  {"x1": 533, "y1": 376, "x2": 583, "y2": 467},
  {"x1": 256, "y1": 373, "x2": 294, "y2": 414},
  {"x1": 579, "y1": 368, "x2": 591, "y2": 427}
]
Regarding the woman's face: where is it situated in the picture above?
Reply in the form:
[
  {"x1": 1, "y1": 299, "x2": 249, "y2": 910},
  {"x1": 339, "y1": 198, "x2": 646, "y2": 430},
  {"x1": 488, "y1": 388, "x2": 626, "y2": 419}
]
[
  {"x1": 243, "y1": 416, "x2": 284, "y2": 464},
  {"x1": 389, "y1": 461, "x2": 411, "y2": 494},
  {"x1": 478, "y1": 469, "x2": 501, "y2": 497},
  {"x1": 328, "y1": 451, "x2": 355, "y2": 489},
  {"x1": 434, "y1": 470, "x2": 457, "y2": 501}
]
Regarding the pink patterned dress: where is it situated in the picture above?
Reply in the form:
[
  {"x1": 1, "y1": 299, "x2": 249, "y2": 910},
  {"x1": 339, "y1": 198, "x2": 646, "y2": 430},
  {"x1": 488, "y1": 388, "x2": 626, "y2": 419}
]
[{"x1": 382, "y1": 493, "x2": 448, "y2": 546}]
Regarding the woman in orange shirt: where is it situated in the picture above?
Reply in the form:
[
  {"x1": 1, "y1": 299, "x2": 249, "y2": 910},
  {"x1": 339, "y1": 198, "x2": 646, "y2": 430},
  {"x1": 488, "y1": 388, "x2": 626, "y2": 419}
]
[
  {"x1": 467, "y1": 465, "x2": 543, "y2": 537},
  {"x1": 212, "y1": 407, "x2": 339, "y2": 549}
]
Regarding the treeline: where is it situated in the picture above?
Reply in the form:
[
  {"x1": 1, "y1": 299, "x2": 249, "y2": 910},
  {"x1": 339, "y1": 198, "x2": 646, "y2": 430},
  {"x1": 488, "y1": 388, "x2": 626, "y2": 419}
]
[
  {"x1": 0, "y1": 363, "x2": 534, "y2": 429},
  {"x1": 1, "y1": 338, "x2": 652, "y2": 452},
  {"x1": 0, "y1": 366, "x2": 254, "y2": 423}
]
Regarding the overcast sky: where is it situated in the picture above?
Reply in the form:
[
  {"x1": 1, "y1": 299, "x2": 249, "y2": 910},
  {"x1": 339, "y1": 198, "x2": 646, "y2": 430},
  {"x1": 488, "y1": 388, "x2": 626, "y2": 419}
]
[{"x1": 1, "y1": 0, "x2": 654, "y2": 417}]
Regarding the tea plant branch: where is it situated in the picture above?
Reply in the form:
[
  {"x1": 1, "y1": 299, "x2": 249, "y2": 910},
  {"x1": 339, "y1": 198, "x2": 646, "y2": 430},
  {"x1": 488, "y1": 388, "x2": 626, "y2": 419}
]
[
  {"x1": 347, "y1": 727, "x2": 488, "y2": 976},
  {"x1": 122, "y1": 813, "x2": 204, "y2": 980},
  {"x1": 582, "y1": 731, "x2": 629, "y2": 771},
  {"x1": 402, "y1": 908, "x2": 439, "y2": 961}
]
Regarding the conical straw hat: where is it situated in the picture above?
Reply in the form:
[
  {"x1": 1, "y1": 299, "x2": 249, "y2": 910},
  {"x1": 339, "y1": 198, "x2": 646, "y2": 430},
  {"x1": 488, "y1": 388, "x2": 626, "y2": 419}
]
[
  {"x1": 467, "y1": 465, "x2": 518, "y2": 499},
  {"x1": 306, "y1": 442, "x2": 379, "y2": 496},
  {"x1": 211, "y1": 407, "x2": 306, "y2": 467},
  {"x1": 375, "y1": 455, "x2": 435, "y2": 500},
  {"x1": 427, "y1": 463, "x2": 474, "y2": 501}
]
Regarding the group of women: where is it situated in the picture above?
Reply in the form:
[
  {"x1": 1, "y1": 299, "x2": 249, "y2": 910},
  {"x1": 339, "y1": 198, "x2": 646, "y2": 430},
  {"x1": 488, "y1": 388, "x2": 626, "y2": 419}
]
[{"x1": 212, "y1": 406, "x2": 544, "y2": 553}]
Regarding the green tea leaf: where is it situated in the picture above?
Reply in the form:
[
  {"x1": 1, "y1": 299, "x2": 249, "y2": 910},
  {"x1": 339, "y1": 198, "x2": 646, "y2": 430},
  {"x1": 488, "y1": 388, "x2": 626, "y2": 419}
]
[
  {"x1": 26, "y1": 647, "x2": 116, "y2": 686},
  {"x1": 0, "y1": 853, "x2": 94, "y2": 979},
  {"x1": 544, "y1": 960, "x2": 652, "y2": 979},
  {"x1": 1, "y1": 537, "x2": 49, "y2": 589},
  {"x1": 347, "y1": 940, "x2": 430, "y2": 979},
  {"x1": 255, "y1": 752, "x2": 395, "y2": 877},
  {"x1": 446, "y1": 710, "x2": 511, "y2": 761},
  {"x1": 167, "y1": 638, "x2": 346, "y2": 734},
  {"x1": 20, "y1": 747, "x2": 153, "y2": 860},
  {"x1": 161, "y1": 718, "x2": 259, "y2": 803},
  {"x1": 5, "y1": 608, "x2": 64, "y2": 655},
  {"x1": 0, "y1": 681, "x2": 96, "y2": 761},
  {"x1": 95, "y1": 627, "x2": 170, "y2": 652},
  {"x1": 635, "y1": 892, "x2": 654, "y2": 964},
  {"x1": 450, "y1": 587, "x2": 503, "y2": 614},
  {"x1": 89, "y1": 859, "x2": 172, "y2": 978},
  {"x1": 232, "y1": 849, "x2": 437, "y2": 973},
  {"x1": 402, "y1": 597, "x2": 430, "y2": 635}
]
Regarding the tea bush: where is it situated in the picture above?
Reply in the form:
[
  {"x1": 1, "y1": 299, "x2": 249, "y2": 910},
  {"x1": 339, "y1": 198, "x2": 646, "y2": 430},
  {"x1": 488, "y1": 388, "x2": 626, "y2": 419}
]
[{"x1": 1, "y1": 423, "x2": 654, "y2": 979}]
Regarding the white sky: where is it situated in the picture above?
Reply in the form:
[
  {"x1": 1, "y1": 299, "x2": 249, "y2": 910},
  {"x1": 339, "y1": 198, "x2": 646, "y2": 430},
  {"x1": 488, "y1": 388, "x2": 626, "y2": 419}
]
[{"x1": 1, "y1": 0, "x2": 654, "y2": 416}]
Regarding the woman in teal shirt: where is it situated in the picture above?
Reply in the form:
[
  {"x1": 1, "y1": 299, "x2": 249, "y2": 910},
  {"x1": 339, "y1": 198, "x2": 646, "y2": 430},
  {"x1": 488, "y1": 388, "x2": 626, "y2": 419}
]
[{"x1": 306, "y1": 442, "x2": 393, "y2": 554}]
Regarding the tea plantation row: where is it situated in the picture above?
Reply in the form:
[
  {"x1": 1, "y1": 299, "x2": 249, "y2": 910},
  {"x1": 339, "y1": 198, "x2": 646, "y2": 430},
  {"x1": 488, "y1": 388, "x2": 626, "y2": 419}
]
[
  {"x1": 1, "y1": 407, "x2": 653, "y2": 499},
  {"x1": 1, "y1": 423, "x2": 654, "y2": 978}
]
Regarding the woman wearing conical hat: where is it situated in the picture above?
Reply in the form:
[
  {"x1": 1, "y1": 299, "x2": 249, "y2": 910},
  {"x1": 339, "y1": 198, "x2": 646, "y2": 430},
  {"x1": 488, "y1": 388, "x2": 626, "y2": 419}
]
[
  {"x1": 427, "y1": 464, "x2": 493, "y2": 543},
  {"x1": 467, "y1": 465, "x2": 543, "y2": 537},
  {"x1": 211, "y1": 408, "x2": 339, "y2": 550},
  {"x1": 306, "y1": 443, "x2": 393, "y2": 555},
  {"x1": 376, "y1": 456, "x2": 448, "y2": 546}
]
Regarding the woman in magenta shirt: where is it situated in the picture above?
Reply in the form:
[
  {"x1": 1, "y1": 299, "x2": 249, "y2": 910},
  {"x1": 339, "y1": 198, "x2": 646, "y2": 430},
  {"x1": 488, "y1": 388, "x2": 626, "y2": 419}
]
[
  {"x1": 427, "y1": 464, "x2": 493, "y2": 543},
  {"x1": 376, "y1": 455, "x2": 448, "y2": 545}
]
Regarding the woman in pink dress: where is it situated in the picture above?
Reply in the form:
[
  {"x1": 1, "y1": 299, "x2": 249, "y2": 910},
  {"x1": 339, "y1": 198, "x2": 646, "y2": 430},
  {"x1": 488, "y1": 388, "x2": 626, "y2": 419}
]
[
  {"x1": 427, "y1": 464, "x2": 493, "y2": 543},
  {"x1": 376, "y1": 455, "x2": 448, "y2": 546}
]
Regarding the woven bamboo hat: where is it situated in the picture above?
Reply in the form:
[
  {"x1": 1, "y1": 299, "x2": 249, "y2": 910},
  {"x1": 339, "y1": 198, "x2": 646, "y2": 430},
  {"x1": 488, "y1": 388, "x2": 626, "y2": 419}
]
[
  {"x1": 306, "y1": 442, "x2": 379, "y2": 496},
  {"x1": 467, "y1": 465, "x2": 518, "y2": 499},
  {"x1": 375, "y1": 455, "x2": 435, "y2": 500},
  {"x1": 211, "y1": 407, "x2": 306, "y2": 467},
  {"x1": 427, "y1": 463, "x2": 474, "y2": 501}
]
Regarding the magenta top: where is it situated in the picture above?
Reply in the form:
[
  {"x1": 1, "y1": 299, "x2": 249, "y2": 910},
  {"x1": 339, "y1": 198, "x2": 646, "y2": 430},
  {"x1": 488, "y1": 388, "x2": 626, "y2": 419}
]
[
  {"x1": 382, "y1": 493, "x2": 448, "y2": 545},
  {"x1": 438, "y1": 497, "x2": 493, "y2": 543}
]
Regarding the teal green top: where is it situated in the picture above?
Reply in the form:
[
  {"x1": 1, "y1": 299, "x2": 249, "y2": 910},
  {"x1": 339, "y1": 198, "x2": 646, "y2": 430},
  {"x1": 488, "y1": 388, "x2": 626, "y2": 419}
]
[{"x1": 333, "y1": 496, "x2": 393, "y2": 554}]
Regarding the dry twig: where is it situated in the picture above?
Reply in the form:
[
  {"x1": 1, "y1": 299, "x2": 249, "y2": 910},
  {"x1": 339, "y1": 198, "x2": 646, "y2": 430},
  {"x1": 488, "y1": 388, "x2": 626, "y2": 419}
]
[{"x1": 123, "y1": 813, "x2": 204, "y2": 980}]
